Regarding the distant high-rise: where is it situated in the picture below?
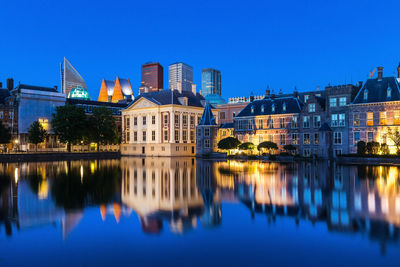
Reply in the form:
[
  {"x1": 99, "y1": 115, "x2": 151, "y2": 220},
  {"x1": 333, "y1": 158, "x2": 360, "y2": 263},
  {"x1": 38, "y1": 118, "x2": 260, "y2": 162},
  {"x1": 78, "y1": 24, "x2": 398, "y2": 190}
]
[
  {"x1": 168, "y1": 62, "x2": 193, "y2": 92},
  {"x1": 60, "y1": 57, "x2": 87, "y2": 97},
  {"x1": 139, "y1": 62, "x2": 163, "y2": 94},
  {"x1": 201, "y1": 68, "x2": 221, "y2": 96}
]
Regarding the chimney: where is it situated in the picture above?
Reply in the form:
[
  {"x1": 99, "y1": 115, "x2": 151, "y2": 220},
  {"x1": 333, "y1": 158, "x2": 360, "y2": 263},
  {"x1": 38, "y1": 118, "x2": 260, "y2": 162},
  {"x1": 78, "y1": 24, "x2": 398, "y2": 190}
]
[
  {"x1": 377, "y1": 66, "x2": 383, "y2": 80},
  {"x1": 397, "y1": 62, "x2": 400, "y2": 79},
  {"x1": 6, "y1": 78, "x2": 14, "y2": 91},
  {"x1": 249, "y1": 93, "x2": 254, "y2": 102}
]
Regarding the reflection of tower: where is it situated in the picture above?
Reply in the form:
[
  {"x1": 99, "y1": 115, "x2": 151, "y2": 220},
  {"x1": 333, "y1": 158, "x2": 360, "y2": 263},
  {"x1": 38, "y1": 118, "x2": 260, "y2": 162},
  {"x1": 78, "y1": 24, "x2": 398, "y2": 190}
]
[{"x1": 196, "y1": 159, "x2": 222, "y2": 227}]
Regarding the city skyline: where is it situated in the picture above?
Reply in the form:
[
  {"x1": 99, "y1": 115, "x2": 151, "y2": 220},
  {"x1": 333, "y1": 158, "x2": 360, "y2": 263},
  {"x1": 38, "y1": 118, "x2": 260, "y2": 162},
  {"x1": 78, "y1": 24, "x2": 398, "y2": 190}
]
[{"x1": 2, "y1": 0, "x2": 400, "y2": 100}]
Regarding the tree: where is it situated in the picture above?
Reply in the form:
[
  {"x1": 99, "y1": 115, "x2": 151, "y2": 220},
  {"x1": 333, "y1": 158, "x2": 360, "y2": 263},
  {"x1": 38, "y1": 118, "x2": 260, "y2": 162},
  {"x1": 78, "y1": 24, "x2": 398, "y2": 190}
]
[
  {"x1": 28, "y1": 121, "x2": 47, "y2": 151},
  {"x1": 357, "y1": 141, "x2": 366, "y2": 155},
  {"x1": 217, "y1": 137, "x2": 241, "y2": 155},
  {"x1": 52, "y1": 105, "x2": 88, "y2": 152},
  {"x1": 380, "y1": 143, "x2": 389, "y2": 155},
  {"x1": 257, "y1": 141, "x2": 278, "y2": 154},
  {"x1": 366, "y1": 141, "x2": 380, "y2": 155},
  {"x1": 238, "y1": 142, "x2": 255, "y2": 153},
  {"x1": 87, "y1": 107, "x2": 117, "y2": 151},
  {"x1": 388, "y1": 128, "x2": 400, "y2": 154},
  {"x1": 283, "y1": 144, "x2": 297, "y2": 155},
  {"x1": 0, "y1": 121, "x2": 11, "y2": 151}
]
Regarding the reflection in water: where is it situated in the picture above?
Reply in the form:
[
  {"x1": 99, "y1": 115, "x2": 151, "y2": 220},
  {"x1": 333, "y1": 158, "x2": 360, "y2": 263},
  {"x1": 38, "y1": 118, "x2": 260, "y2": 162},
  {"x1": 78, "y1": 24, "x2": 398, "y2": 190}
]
[{"x1": 0, "y1": 159, "x2": 400, "y2": 254}]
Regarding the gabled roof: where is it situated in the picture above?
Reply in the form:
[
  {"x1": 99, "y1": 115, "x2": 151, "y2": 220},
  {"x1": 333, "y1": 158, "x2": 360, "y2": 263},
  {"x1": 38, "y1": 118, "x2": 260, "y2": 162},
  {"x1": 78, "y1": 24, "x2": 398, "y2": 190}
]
[
  {"x1": 352, "y1": 77, "x2": 400, "y2": 104},
  {"x1": 235, "y1": 97, "x2": 303, "y2": 118},
  {"x1": 126, "y1": 90, "x2": 205, "y2": 109},
  {"x1": 198, "y1": 103, "x2": 216, "y2": 126}
]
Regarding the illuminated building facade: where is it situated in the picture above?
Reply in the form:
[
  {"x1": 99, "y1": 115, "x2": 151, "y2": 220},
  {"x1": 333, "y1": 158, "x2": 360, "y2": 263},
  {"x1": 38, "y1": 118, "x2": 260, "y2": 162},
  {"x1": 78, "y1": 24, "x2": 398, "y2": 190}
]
[
  {"x1": 98, "y1": 77, "x2": 133, "y2": 103},
  {"x1": 121, "y1": 89, "x2": 213, "y2": 156},
  {"x1": 348, "y1": 66, "x2": 400, "y2": 154},
  {"x1": 139, "y1": 62, "x2": 163, "y2": 94},
  {"x1": 233, "y1": 96, "x2": 303, "y2": 152},
  {"x1": 12, "y1": 84, "x2": 66, "y2": 151},
  {"x1": 60, "y1": 58, "x2": 87, "y2": 97},
  {"x1": 196, "y1": 103, "x2": 219, "y2": 156}
]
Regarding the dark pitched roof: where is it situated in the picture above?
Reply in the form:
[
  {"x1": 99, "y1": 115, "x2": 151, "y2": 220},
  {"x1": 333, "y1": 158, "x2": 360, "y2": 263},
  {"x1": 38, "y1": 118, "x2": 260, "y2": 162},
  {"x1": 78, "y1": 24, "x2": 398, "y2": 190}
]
[
  {"x1": 127, "y1": 90, "x2": 205, "y2": 108},
  {"x1": 352, "y1": 77, "x2": 400, "y2": 104},
  {"x1": 235, "y1": 97, "x2": 303, "y2": 117},
  {"x1": 198, "y1": 103, "x2": 216, "y2": 126},
  {"x1": 220, "y1": 122, "x2": 234, "y2": 129},
  {"x1": 16, "y1": 84, "x2": 58, "y2": 93}
]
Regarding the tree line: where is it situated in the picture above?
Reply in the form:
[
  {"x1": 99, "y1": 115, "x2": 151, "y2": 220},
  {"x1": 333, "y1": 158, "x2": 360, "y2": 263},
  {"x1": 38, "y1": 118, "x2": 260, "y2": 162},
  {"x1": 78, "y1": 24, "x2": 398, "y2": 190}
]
[{"x1": 0, "y1": 105, "x2": 119, "y2": 152}]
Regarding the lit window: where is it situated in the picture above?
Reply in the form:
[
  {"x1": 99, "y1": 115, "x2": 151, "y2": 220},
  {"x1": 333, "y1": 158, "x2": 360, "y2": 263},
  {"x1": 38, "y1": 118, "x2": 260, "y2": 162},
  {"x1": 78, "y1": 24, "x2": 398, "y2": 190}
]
[
  {"x1": 280, "y1": 134, "x2": 286, "y2": 145},
  {"x1": 387, "y1": 88, "x2": 392, "y2": 98},
  {"x1": 261, "y1": 105, "x2": 264, "y2": 113},
  {"x1": 272, "y1": 104, "x2": 275, "y2": 112},
  {"x1": 353, "y1": 113, "x2": 360, "y2": 126},
  {"x1": 367, "y1": 112, "x2": 373, "y2": 126},
  {"x1": 303, "y1": 116, "x2": 310, "y2": 128},
  {"x1": 394, "y1": 111, "x2": 400, "y2": 125},
  {"x1": 283, "y1": 103, "x2": 286, "y2": 112},
  {"x1": 339, "y1": 114, "x2": 345, "y2": 126},
  {"x1": 314, "y1": 133, "x2": 319, "y2": 144},
  {"x1": 380, "y1": 112, "x2": 386, "y2": 125},
  {"x1": 330, "y1": 98, "x2": 337, "y2": 107},
  {"x1": 251, "y1": 105, "x2": 254, "y2": 114},
  {"x1": 303, "y1": 133, "x2": 310, "y2": 145},
  {"x1": 38, "y1": 118, "x2": 49, "y2": 131},
  {"x1": 364, "y1": 90, "x2": 368, "y2": 101},
  {"x1": 308, "y1": 104, "x2": 315, "y2": 112},
  {"x1": 331, "y1": 114, "x2": 338, "y2": 127},
  {"x1": 292, "y1": 133, "x2": 298, "y2": 145},
  {"x1": 304, "y1": 95, "x2": 309, "y2": 103},
  {"x1": 339, "y1": 97, "x2": 346, "y2": 106}
]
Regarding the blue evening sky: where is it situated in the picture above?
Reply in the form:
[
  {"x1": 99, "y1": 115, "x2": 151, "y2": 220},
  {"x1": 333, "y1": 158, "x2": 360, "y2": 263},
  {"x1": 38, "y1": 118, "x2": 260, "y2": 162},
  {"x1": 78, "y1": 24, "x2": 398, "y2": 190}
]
[{"x1": 1, "y1": 0, "x2": 400, "y2": 99}]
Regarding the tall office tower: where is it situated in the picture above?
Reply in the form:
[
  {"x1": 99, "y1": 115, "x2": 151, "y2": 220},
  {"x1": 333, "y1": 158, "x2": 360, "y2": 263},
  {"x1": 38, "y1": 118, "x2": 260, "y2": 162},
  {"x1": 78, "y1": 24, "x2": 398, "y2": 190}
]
[
  {"x1": 168, "y1": 62, "x2": 193, "y2": 92},
  {"x1": 139, "y1": 62, "x2": 163, "y2": 94},
  {"x1": 201, "y1": 68, "x2": 221, "y2": 96},
  {"x1": 60, "y1": 57, "x2": 87, "y2": 97}
]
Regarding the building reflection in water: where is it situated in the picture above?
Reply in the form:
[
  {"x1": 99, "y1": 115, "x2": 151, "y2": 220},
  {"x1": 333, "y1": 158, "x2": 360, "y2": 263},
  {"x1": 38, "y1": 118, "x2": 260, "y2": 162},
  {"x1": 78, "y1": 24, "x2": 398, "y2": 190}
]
[
  {"x1": 1, "y1": 158, "x2": 400, "y2": 254},
  {"x1": 0, "y1": 160, "x2": 123, "y2": 239},
  {"x1": 121, "y1": 157, "x2": 203, "y2": 234}
]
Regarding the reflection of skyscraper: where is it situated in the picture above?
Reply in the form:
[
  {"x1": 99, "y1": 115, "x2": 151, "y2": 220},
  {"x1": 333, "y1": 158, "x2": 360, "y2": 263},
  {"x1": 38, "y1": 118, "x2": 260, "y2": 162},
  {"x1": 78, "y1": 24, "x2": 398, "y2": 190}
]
[
  {"x1": 60, "y1": 57, "x2": 87, "y2": 97},
  {"x1": 168, "y1": 62, "x2": 193, "y2": 92},
  {"x1": 139, "y1": 62, "x2": 163, "y2": 94}
]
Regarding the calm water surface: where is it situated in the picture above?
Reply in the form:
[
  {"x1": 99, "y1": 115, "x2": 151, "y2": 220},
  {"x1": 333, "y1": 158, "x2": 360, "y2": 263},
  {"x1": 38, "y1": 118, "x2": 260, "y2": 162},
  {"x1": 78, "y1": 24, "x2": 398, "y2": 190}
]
[{"x1": 1, "y1": 158, "x2": 400, "y2": 266}]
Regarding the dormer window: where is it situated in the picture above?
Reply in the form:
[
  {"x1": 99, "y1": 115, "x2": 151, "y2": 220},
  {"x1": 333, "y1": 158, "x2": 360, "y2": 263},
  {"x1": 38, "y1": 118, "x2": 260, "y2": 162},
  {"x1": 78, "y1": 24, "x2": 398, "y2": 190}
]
[
  {"x1": 272, "y1": 104, "x2": 275, "y2": 112},
  {"x1": 387, "y1": 87, "x2": 392, "y2": 98},
  {"x1": 364, "y1": 89, "x2": 368, "y2": 101},
  {"x1": 283, "y1": 103, "x2": 286, "y2": 112},
  {"x1": 251, "y1": 105, "x2": 254, "y2": 114},
  {"x1": 261, "y1": 104, "x2": 264, "y2": 113}
]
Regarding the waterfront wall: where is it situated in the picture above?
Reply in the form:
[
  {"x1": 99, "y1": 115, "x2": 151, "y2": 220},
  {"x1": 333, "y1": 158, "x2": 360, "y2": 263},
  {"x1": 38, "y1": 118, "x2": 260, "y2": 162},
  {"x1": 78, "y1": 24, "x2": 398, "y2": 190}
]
[{"x1": 0, "y1": 152, "x2": 120, "y2": 163}]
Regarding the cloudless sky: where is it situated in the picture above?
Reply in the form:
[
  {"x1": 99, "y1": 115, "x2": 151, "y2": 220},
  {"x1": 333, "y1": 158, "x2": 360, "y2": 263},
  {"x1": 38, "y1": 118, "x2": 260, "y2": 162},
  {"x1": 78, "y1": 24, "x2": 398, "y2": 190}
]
[{"x1": 1, "y1": 0, "x2": 400, "y2": 99}]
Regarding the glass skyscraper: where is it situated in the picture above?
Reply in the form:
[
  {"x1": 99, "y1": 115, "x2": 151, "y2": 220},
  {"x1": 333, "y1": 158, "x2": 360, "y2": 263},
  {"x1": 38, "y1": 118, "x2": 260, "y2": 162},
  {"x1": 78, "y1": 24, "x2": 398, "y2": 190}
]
[
  {"x1": 60, "y1": 57, "x2": 87, "y2": 97},
  {"x1": 168, "y1": 62, "x2": 193, "y2": 92},
  {"x1": 201, "y1": 68, "x2": 221, "y2": 96}
]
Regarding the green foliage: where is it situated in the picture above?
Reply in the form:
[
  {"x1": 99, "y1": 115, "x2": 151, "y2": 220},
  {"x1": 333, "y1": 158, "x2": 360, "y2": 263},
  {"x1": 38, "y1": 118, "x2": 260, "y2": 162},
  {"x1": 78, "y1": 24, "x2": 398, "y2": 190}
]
[
  {"x1": 87, "y1": 107, "x2": 117, "y2": 150},
  {"x1": 28, "y1": 121, "x2": 47, "y2": 146},
  {"x1": 357, "y1": 141, "x2": 367, "y2": 155},
  {"x1": 257, "y1": 141, "x2": 278, "y2": 154},
  {"x1": 238, "y1": 142, "x2": 255, "y2": 151},
  {"x1": 51, "y1": 105, "x2": 87, "y2": 151},
  {"x1": 217, "y1": 137, "x2": 241, "y2": 152},
  {"x1": 380, "y1": 143, "x2": 390, "y2": 155},
  {"x1": 366, "y1": 141, "x2": 380, "y2": 155},
  {"x1": 388, "y1": 128, "x2": 400, "y2": 154},
  {"x1": 0, "y1": 121, "x2": 11, "y2": 145}
]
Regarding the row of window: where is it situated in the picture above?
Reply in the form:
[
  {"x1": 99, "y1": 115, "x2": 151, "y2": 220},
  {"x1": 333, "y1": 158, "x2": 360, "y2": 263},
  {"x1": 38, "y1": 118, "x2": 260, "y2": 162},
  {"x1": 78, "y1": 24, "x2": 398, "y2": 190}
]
[
  {"x1": 0, "y1": 111, "x2": 14, "y2": 119},
  {"x1": 126, "y1": 130, "x2": 195, "y2": 143},
  {"x1": 329, "y1": 97, "x2": 347, "y2": 107},
  {"x1": 353, "y1": 111, "x2": 400, "y2": 126},
  {"x1": 125, "y1": 114, "x2": 201, "y2": 129},
  {"x1": 353, "y1": 132, "x2": 374, "y2": 144},
  {"x1": 241, "y1": 132, "x2": 341, "y2": 145}
]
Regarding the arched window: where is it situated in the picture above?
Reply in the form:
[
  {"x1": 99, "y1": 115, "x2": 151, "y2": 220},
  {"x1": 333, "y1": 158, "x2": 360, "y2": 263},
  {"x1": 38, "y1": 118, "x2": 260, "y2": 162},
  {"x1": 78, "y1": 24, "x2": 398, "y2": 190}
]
[
  {"x1": 272, "y1": 104, "x2": 275, "y2": 112},
  {"x1": 261, "y1": 104, "x2": 264, "y2": 113},
  {"x1": 364, "y1": 89, "x2": 368, "y2": 101},
  {"x1": 251, "y1": 105, "x2": 254, "y2": 114},
  {"x1": 283, "y1": 103, "x2": 286, "y2": 112},
  {"x1": 387, "y1": 87, "x2": 392, "y2": 98}
]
